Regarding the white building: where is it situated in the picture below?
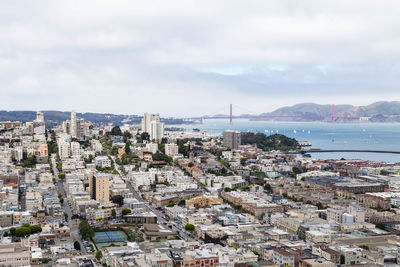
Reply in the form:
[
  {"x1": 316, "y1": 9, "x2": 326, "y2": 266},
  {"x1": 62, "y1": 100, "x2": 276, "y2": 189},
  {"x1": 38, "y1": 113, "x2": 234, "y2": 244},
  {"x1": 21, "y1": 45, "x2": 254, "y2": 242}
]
[
  {"x1": 71, "y1": 110, "x2": 77, "y2": 138},
  {"x1": 70, "y1": 141, "x2": 82, "y2": 159},
  {"x1": 95, "y1": 156, "x2": 112, "y2": 169},
  {"x1": 58, "y1": 140, "x2": 71, "y2": 159},
  {"x1": 150, "y1": 121, "x2": 164, "y2": 142},
  {"x1": 145, "y1": 143, "x2": 158, "y2": 154},
  {"x1": 165, "y1": 143, "x2": 179, "y2": 156},
  {"x1": 141, "y1": 113, "x2": 160, "y2": 133}
]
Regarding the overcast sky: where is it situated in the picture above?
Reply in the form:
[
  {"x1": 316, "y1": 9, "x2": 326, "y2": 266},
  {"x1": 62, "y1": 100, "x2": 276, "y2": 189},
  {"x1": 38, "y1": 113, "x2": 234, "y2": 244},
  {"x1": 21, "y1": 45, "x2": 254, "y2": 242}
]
[{"x1": 1, "y1": 0, "x2": 400, "y2": 117}]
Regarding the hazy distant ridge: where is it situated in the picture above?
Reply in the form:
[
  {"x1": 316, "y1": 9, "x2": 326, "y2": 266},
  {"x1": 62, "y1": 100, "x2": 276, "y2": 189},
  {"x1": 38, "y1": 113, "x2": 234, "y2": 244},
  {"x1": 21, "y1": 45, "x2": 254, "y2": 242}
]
[{"x1": 258, "y1": 101, "x2": 400, "y2": 122}]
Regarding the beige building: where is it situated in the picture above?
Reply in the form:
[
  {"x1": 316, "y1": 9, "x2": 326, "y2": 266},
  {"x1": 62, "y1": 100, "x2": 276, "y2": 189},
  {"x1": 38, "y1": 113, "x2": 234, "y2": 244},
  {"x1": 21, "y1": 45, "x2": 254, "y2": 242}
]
[
  {"x1": 186, "y1": 195, "x2": 223, "y2": 208},
  {"x1": 89, "y1": 173, "x2": 110, "y2": 202},
  {"x1": 39, "y1": 143, "x2": 48, "y2": 156},
  {"x1": 0, "y1": 241, "x2": 31, "y2": 267},
  {"x1": 165, "y1": 143, "x2": 179, "y2": 156}
]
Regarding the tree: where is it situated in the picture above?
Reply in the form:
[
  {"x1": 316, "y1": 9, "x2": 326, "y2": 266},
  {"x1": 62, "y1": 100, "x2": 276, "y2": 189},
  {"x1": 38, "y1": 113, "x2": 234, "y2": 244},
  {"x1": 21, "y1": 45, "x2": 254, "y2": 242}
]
[
  {"x1": 141, "y1": 132, "x2": 150, "y2": 142},
  {"x1": 375, "y1": 222, "x2": 385, "y2": 230},
  {"x1": 58, "y1": 173, "x2": 65, "y2": 179},
  {"x1": 167, "y1": 202, "x2": 175, "y2": 207},
  {"x1": 185, "y1": 224, "x2": 195, "y2": 231},
  {"x1": 95, "y1": 250, "x2": 103, "y2": 261},
  {"x1": 264, "y1": 183, "x2": 272, "y2": 193},
  {"x1": 22, "y1": 156, "x2": 37, "y2": 168},
  {"x1": 74, "y1": 241, "x2": 81, "y2": 251},
  {"x1": 9, "y1": 227, "x2": 16, "y2": 236},
  {"x1": 178, "y1": 199, "x2": 186, "y2": 206},
  {"x1": 110, "y1": 126, "x2": 122, "y2": 136},
  {"x1": 340, "y1": 254, "x2": 345, "y2": 264},
  {"x1": 15, "y1": 227, "x2": 31, "y2": 237},
  {"x1": 122, "y1": 208, "x2": 131, "y2": 216},
  {"x1": 111, "y1": 209, "x2": 116, "y2": 218},
  {"x1": 123, "y1": 131, "x2": 132, "y2": 142},
  {"x1": 79, "y1": 220, "x2": 94, "y2": 240},
  {"x1": 30, "y1": 225, "x2": 42, "y2": 233},
  {"x1": 125, "y1": 142, "x2": 131, "y2": 155},
  {"x1": 111, "y1": 195, "x2": 124, "y2": 207}
]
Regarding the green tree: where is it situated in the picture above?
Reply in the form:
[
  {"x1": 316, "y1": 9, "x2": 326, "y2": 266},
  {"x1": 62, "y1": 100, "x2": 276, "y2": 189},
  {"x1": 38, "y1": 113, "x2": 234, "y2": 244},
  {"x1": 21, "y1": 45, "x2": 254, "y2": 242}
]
[
  {"x1": 22, "y1": 156, "x2": 37, "y2": 168},
  {"x1": 95, "y1": 250, "x2": 103, "y2": 261},
  {"x1": 141, "y1": 132, "x2": 150, "y2": 141},
  {"x1": 264, "y1": 183, "x2": 272, "y2": 193},
  {"x1": 15, "y1": 226, "x2": 31, "y2": 237},
  {"x1": 178, "y1": 199, "x2": 186, "y2": 206},
  {"x1": 58, "y1": 173, "x2": 65, "y2": 179},
  {"x1": 123, "y1": 131, "x2": 132, "y2": 142},
  {"x1": 111, "y1": 195, "x2": 124, "y2": 207},
  {"x1": 185, "y1": 224, "x2": 195, "y2": 231},
  {"x1": 9, "y1": 227, "x2": 16, "y2": 236},
  {"x1": 47, "y1": 140, "x2": 58, "y2": 154},
  {"x1": 125, "y1": 141, "x2": 131, "y2": 155},
  {"x1": 79, "y1": 220, "x2": 94, "y2": 240},
  {"x1": 167, "y1": 202, "x2": 175, "y2": 207},
  {"x1": 29, "y1": 225, "x2": 42, "y2": 233},
  {"x1": 122, "y1": 208, "x2": 131, "y2": 216},
  {"x1": 111, "y1": 209, "x2": 116, "y2": 218},
  {"x1": 110, "y1": 126, "x2": 122, "y2": 136},
  {"x1": 340, "y1": 254, "x2": 345, "y2": 264},
  {"x1": 375, "y1": 222, "x2": 385, "y2": 230}
]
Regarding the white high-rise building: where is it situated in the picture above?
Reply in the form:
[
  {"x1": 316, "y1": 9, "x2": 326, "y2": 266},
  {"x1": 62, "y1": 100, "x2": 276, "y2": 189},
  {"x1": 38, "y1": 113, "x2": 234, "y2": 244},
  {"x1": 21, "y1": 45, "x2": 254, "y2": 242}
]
[
  {"x1": 141, "y1": 113, "x2": 160, "y2": 133},
  {"x1": 150, "y1": 120, "x2": 164, "y2": 141},
  {"x1": 71, "y1": 110, "x2": 77, "y2": 138},
  {"x1": 35, "y1": 111, "x2": 44, "y2": 122},
  {"x1": 58, "y1": 140, "x2": 71, "y2": 159},
  {"x1": 70, "y1": 141, "x2": 82, "y2": 159}
]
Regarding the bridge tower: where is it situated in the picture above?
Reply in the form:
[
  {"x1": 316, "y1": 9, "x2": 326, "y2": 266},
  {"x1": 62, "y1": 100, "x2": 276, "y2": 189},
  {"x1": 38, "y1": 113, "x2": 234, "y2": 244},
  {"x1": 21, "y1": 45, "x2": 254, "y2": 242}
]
[
  {"x1": 332, "y1": 104, "x2": 335, "y2": 123},
  {"x1": 230, "y1": 104, "x2": 233, "y2": 124}
]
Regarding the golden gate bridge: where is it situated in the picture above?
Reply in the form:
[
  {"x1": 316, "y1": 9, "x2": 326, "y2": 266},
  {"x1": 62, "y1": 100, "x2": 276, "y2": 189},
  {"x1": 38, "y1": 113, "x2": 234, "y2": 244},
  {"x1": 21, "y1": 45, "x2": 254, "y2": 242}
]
[{"x1": 183, "y1": 104, "x2": 360, "y2": 124}]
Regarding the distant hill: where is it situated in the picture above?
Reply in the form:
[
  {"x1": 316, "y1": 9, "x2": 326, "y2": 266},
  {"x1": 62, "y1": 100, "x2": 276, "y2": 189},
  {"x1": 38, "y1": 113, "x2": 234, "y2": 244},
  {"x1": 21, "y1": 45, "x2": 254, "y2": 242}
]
[
  {"x1": 255, "y1": 101, "x2": 400, "y2": 122},
  {"x1": 0, "y1": 110, "x2": 189, "y2": 126}
]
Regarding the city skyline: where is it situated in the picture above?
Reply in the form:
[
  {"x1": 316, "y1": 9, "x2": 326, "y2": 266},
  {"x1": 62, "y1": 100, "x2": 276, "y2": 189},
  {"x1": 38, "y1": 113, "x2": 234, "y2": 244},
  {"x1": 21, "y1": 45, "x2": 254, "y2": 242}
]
[{"x1": 1, "y1": 1, "x2": 400, "y2": 116}]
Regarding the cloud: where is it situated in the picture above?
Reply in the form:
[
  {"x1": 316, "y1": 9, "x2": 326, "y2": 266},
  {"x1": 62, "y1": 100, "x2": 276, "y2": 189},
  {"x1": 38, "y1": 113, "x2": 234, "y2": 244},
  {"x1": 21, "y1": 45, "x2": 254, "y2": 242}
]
[{"x1": 0, "y1": 0, "x2": 399, "y2": 116}]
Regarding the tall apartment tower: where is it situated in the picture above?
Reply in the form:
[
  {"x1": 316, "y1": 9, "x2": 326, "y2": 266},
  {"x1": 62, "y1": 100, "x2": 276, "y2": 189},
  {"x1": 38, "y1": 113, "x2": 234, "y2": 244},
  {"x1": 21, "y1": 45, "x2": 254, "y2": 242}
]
[
  {"x1": 89, "y1": 173, "x2": 110, "y2": 202},
  {"x1": 71, "y1": 110, "x2": 77, "y2": 138},
  {"x1": 35, "y1": 111, "x2": 44, "y2": 122},
  {"x1": 150, "y1": 121, "x2": 164, "y2": 141},
  {"x1": 223, "y1": 130, "x2": 241, "y2": 150},
  {"x1": 141, "y1": 113, "x2": 160, "y2": 133}
]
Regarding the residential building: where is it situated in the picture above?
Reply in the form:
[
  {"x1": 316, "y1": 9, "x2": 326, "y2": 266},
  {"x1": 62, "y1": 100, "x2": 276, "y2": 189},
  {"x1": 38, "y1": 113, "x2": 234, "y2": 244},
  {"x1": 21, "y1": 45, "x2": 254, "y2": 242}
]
[
  {"x1": 165, "y1": 143, "x2": 179, "y2": 156},
  {"x1": 141, "y1": 113, "x2": 160, "y2": 133},
  {"x1": 150, "y1": 120, "x2": 164, "y2": 141},
  {"x1": 71, "y1": 110, "x2": 77, "y2": 138},
  {"x1": 89, "y1": 173, "x2": 110, "y2": 202},
  {"x1": 223, "y1": 130, "x2": 241, "y2": 150},
  {"x1": 0, "y1": 241, "x2": 31, "y2": 267},
  {"x1": 95, "y1": 156, "x2": 112, "y2": 169}
]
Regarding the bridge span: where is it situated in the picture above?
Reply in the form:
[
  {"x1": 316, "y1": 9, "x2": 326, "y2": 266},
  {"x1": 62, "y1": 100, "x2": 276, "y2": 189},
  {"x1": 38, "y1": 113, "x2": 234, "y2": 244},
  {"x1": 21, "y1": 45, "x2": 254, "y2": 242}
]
[{"x1": 288, "y1": 149, "x2": 400, "y2": 155}]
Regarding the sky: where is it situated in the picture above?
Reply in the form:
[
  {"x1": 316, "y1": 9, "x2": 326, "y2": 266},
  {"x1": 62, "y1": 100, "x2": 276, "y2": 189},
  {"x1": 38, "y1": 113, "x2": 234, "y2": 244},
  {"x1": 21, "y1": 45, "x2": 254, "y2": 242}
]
[{"x1": 1, "y1": 0, "x2": 400, "y2": 117}]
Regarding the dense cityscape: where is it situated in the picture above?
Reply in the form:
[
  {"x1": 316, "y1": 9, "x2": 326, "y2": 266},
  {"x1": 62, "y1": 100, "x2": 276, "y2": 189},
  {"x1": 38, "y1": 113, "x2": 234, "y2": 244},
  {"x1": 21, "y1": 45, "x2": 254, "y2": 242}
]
[{"x1": 1, "y1": 111, "x2": 400, "y2": 267}]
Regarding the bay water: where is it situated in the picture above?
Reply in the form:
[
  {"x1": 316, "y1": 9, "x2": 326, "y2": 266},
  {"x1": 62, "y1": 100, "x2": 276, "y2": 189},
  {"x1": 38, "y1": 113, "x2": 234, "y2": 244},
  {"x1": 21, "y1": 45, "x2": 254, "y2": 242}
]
[{"x1": 175, "y1": 119, "x2": 400, "y2": 163}]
